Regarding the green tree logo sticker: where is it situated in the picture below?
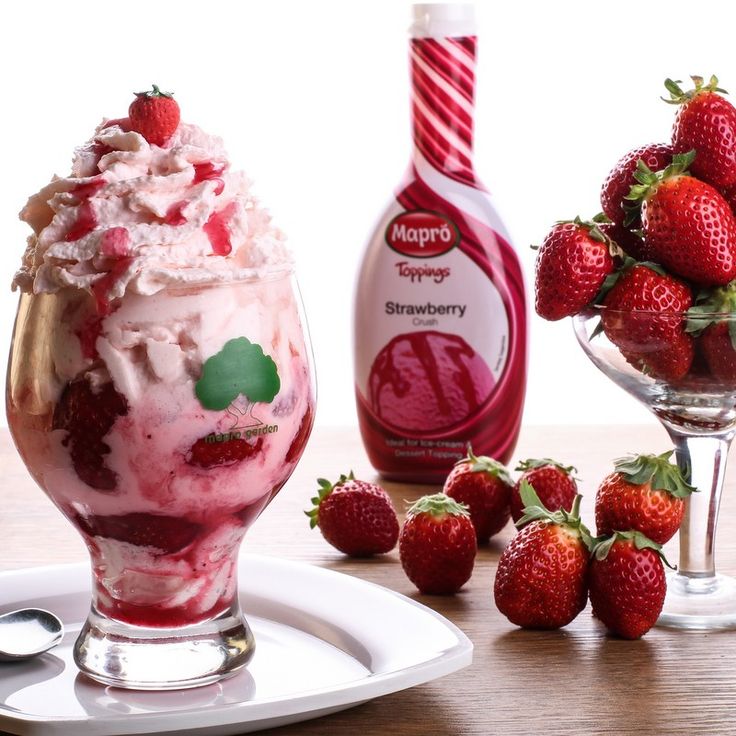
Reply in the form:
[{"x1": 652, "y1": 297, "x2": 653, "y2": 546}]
[{"x1": 195, "y1": 337, "x2": 281, "y2": 428}]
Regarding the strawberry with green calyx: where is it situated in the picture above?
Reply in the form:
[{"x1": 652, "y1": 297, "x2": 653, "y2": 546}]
[
  {"x1": 664, "y1": 75, "x2": 736, "y2": 190},
  {"x1": 588, "y1": 530, "x2": 672, "y2": 639},
  {"x1": 601, "y1": 263, "x2": 694, "y2": 381},
  {"x1": 595, "y1": 451, "x2": 696, "y2": 544},
  {"x1": 510, "y1": 457, "x2": 578, "y2": 525},
  {"x1": 306, "y1": 472, "x2": 399, "y2": 557},
  {"x1": 399, "y1": 493, "x2": 476, "y2": 595},
  {"x1": 534, "y1": 215, "x2": 621, "y2": 321},
  {"x1": 494, "y1": 482, "x2": 592, "y2": 629},
  {"x1": 686, "y1": 281, "x2": 736, "y2": 381},
  {"x1": 624, "y1": 150, "x2": 736, "y2": 286},
  {"x1": 443, "y1": 446, "x2": 513, "y2": 543},
  {"x1": 600, "y1": 143, "x2": 674, "y2": 234},
  {"x1": 129, "y1": 84, "x2": 181, "y2": 147}
]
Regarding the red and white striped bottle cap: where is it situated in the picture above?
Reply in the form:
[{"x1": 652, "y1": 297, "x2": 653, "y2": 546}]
[{"x1": 410, "y1": 3, "x2": 476, "y2": 38}]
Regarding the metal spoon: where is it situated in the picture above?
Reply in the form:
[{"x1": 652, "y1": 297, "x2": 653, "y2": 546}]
[{"x1": 0, "y1": 609, "x2": 64, "y2": 662}]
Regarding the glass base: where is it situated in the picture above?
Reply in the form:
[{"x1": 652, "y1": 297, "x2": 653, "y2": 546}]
[
  {"x1": 657, "y1": 573, "x2": 736, "y2": 630},
  {"x1": 74, "y1": 602, "x2": 255, "y2": 690}
]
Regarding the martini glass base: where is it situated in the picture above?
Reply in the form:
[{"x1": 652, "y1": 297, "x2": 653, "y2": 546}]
[{"x1": 658, "y1": 573, "x2": 736, "y2": 630}]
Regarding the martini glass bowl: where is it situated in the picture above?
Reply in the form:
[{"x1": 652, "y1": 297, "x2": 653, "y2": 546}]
[{"x1": 574, "y1": 305, "x2": 736, "y2": 630}]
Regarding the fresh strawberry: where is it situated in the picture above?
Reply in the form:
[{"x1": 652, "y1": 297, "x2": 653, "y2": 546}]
[
  {"x1": 75, "y1": 513, "x2": 202, "y2": 554},
  {"x1": 686, "y1": 281, "x2": 736, "y2": 381},
  {"x1": 494, "y1": 482, "x2": 591, "y2": 629},
  {"x1": 443, "y1": 447, "x2": 512, "y2": 543},
  {"x1": 534, "y1": 216, "x2": 618, "y2": 321},
  {"x1": 601, "y1": 263, "x2": 694, "y2": 381},
  {"x1": 665, "y1": 75, "x2": 736, "y2": 190},
  {"x1": 588, "y1": 531, "x2": 670, "y2": 639},
  {"x1": 599, "y1": 220, "x2": 649, "y2": 262},
  {"x1": 595, "y1": 451, "x2": 695, "y2": 544},
  {"x1": 53, "y1": 377, "x2": 128, "y2": 490},
  {"x1": 188, "y1": 436, "x2": 263, "y2": 468},
  {"x1": 510, "y1": 458, "x2": 577, "y2": 525},
  {"x1": 306, "y1": 473, "x2": 399, "y2": 557},
  {"x1": 399, "y1": 494, "x2": 476, "y2": 594},
  {"x1": 625, "y1": 150, "x2": 736, "y2": 286},
  {"x1": 600, "y1": 143, "x2": 673, "y2": 227},
  {"x1": 128, "y1": 85, "x2": 180, "y2": 147}
]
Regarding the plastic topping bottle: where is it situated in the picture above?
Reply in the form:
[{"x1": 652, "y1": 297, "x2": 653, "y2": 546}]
[{"x1": 353, "y1": 3, "x2": 527, "y2": 482}]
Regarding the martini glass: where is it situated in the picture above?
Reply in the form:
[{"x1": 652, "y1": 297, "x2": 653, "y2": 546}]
[{"x1": 574, "y1": 305, "x2": 736, "y2": 630}]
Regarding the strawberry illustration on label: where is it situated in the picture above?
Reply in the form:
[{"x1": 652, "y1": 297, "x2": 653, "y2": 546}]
[{"x1": 196, "y1": 337, "x2": 281, "y2": 429}]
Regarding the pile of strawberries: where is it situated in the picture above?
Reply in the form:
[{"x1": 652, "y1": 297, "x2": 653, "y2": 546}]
[
  {"x1": 308, "y1": 447, "x2": 694, "y2": 639},
  {"x1": 535, "y1": 75, "x2": 736, "y2": 383},
  {"x1": 495, "y1": 451, "x2": 694, "y2": 638},
  {"x1": 306, "y1": 450, "x2": 579, "y2": 596}
]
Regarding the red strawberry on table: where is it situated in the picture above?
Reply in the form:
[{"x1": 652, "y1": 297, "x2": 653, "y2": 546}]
[
  {"x1": 588, "y1": 530, "x2": 671, "y2": 639},
  {"x1": 595, "y1": 451, "x2": 696, "y2": 544},
  {"x1": 686, "y1": 281, "x2": 736, "y2": 382},
  {"x1": 601, "y1": 263, "x2": 694, "y2": 381},
  {"x1": 306, "y1": 472, "x2": 399, "y2": 557},
  {"x1": 129, "y1": 84, "x2": 181, "y2": 147},
  {"x1": 600, "y1": 143, "x2": 673, "y2": 229},
  {"x1": 534, "y1": 216, "x2": 618, "y2": 321},
  {"x1": 399, "y1": 493, "x2": 476, "y2": 595},
  {"x1": 494, "y1": 482, "x2": 592, "y2": 629},
  {"x1": 510, "y1": 457, "x2": 577, "y2": 525},
  {"x1": 443, "y1": 447, "x2": 513, "y2": 543},
  {"x1": 624, "y1": 150, "x2": 736, "y2": 286},
  {"x1": 665, "y1": 75, "x2": 736, "y2": 190}
]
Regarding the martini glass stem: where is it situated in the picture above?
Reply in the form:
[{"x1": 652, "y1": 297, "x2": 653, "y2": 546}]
[{"x1": 666, "y1": 430, "x2": 734, "y2": 578}]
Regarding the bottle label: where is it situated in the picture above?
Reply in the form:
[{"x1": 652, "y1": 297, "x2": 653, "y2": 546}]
[{"x1": 355, "y1": 206, "x2": 510, "y2": 437}]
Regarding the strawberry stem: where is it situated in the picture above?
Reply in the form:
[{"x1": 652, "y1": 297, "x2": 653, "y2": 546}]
[
  {"x1": 460, "y1": 445, "x2": 513, "y2": 484},
  {"x1": 661, "y1": 74, "x2": 727, "y2": 105},
  {"x1": 406, "y1": 493, "x2": 470, "y2": 519},
  {"x1": 592, "y1": 530, "x2": 675, "y2": 569},
  {"x1": 135, "y1": 84, "x2": 175, "y2": 99},
  {"x1": 613, "y1": 451, "x2": 696, "y2": 498}
]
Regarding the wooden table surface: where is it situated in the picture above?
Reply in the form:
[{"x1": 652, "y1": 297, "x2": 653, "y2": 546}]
[{"x1": 3, "y1": 423, "x2": 736, "y2": 736}]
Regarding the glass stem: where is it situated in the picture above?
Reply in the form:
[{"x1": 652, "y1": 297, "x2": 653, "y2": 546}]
[{"x1": 666, "y1": 430, "x2": 734, "y2": 578}]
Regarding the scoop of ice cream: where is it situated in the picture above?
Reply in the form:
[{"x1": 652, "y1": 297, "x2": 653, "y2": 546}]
[
  {"x1": 368, "y1": 330, "x2": 495, "y2": 432},
  {"x1": 14, "y1": 119, "x2": 291, "y2": 302}
]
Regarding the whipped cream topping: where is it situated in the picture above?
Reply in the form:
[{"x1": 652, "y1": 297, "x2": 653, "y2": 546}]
[{"x1": 14, "y1": 121, "x2": 292, "y2": 300}]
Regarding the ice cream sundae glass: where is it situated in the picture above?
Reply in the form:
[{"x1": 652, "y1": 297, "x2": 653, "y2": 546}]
[{"x1": 7, "y1": 87, "x2": 315, "y2": 688}]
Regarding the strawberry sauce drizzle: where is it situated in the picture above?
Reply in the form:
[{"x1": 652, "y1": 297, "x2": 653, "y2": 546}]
[
  {"x1": 64, "y1": 201, "x2": 98, "y2": 242},
  {"x1": 204, "y1": 203, "x2": 236, "y2": 256},
  {"x1": 164, "y1": 200, "x2": 189, "y2": 226},
  {"x1": 193, "y1": 162, "x2": 226, "y2": 196},
  {"x1": 71, "y1": 176, "x2": 106, "y2": 201},
  {"x1": 92, "y1": 257, "x2": 134, "y2": 315},
  {"x1": 100, "y1": 227, "x2": 131, "y2": 257}
]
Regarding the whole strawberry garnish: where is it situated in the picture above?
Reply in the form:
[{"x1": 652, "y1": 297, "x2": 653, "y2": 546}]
[
  {"x1": 588, "y1": 531, "x2": 671, "y2": 639},
  {"x1": 686, "y1": 280, "x2": 736, "y2": 381},
  {"x1": 306, "y1": 473, "x2": 399, "y2": 557},
  {"x1": 595, "y1": 451, "x2": 696, "y2": 544},
  {"x1": 494, "y1": 483, "x2": 592, "y2": 629},
  {"x1": 600, "y1": 143, "x2": 673, "y2": 228},
  {"x1": 399, "y1": 494, "x2": 476, "y2": 594},
  {"x1": 443, "y1": 447, "x2": 513, "y2": 543},
  {"x1": 129, "y1": 84, "x2": 181, "y2": 147},
  {"x1": 665, "y1": 75, "x2": 736, "y2": 190},
  {"x1": 510, "y1": 458, "x2": 577, "y2": 525},
  {"x1": 534, "y1": 216, "x2": 618, "y2": 321},
  {"x1": 53, "y1": 377, "x2": 128, "y2": 490},
  {"x1": 601, "y1": 263, "x2": 694, "y2": 381},
  {"x1": 625, "y1": 151, "x2": 736, "y2": 286}
]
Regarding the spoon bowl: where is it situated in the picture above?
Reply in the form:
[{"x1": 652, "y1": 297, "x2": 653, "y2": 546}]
[{"x1": 0, "y1": 609, "x2": 64, "y2": 661}]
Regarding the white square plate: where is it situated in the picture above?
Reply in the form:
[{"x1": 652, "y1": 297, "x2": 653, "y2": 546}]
[{"x1": 0, "y1": 554, "x2": 472, "y2": 735}]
